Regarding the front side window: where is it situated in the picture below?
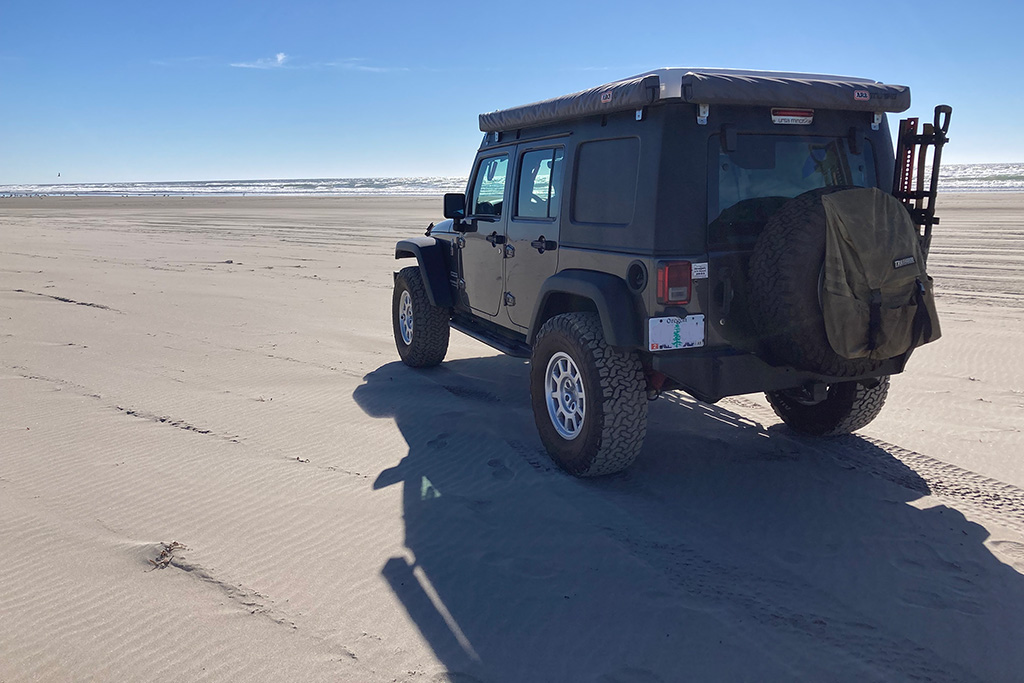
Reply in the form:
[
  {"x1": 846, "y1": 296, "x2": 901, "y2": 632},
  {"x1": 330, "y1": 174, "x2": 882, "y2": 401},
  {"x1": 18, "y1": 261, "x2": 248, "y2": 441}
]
[
  {"x1": 709, "y1": 135, "x2": 876, "y2": 246},
  {"x1": 471, "y1": 155, "x2": 508, "y2": 216},
  {"x1": 517, "y1": 148, "x2": 564, "y2": 219}
]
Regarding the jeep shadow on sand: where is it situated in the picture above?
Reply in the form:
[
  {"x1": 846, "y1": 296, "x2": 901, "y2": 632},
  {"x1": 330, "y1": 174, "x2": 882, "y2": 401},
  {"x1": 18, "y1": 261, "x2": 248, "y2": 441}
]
[{"x1": 392, "y1": 67, "x2": 951, "y2": 477}]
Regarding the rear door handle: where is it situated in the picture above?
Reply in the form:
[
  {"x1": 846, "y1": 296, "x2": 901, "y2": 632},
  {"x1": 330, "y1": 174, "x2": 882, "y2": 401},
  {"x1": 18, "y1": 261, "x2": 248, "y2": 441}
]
[
  {"x1": 530, "y1": 236, "x2": 557, "y2": 253},
  {"x1": 720, "y1": 272, "x2": 734, "y2": 316}
]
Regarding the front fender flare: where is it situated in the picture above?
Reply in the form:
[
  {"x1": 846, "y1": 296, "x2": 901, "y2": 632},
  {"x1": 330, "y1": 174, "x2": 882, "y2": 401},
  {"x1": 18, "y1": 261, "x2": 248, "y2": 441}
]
[{"x1": 395, "y1": 236, "x2": 454, "y2": 308}]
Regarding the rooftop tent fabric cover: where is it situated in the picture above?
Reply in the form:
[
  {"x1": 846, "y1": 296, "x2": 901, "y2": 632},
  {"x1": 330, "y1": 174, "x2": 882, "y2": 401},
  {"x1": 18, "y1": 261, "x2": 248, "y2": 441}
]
[
  {"x1": 680, "y1": 73, "x2": 911, "y2": 113},
  {"x1": 821, "y1": 188, "x2": 940, "y2": 360},
  {"x1": 479, "y1": 75, "x2": 660, "y2": 133}
]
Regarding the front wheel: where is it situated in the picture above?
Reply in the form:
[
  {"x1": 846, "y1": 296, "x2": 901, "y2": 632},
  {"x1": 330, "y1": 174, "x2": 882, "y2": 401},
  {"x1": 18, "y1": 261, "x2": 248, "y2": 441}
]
[
  {"x1": 392, "y1": 266, "x2": 450, "y2": 368},
  {"x1": 766, "y1": 376, "x2": 890, "y2": 436},
  {"x1": 529, "y1": 313, "x2": 647, "y2": 477}
]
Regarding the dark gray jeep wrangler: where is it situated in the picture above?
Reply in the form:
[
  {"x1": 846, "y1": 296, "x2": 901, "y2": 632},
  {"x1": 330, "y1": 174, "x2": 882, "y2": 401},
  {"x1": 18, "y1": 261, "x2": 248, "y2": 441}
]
[{"x1": 392, "y1": 67, "x2": 951, "y2": 477}]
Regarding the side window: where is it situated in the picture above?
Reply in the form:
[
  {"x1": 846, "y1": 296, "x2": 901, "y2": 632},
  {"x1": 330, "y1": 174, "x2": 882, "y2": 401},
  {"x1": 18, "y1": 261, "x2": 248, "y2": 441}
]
[
  {"x1": 572, "y1": 138, "x2": 640, "y2": 225},
  {"x1": 516, "y1": 148, "x2": 565, "y2": 219},
  {"x1": 470, "y1": 155, "x2": 508, "y2": 216}
]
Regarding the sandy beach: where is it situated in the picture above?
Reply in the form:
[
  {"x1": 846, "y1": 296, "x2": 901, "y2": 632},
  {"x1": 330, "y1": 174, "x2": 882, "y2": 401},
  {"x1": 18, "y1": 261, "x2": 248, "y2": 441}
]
[{"x1": 2, "y1": 193, "x2": 1023, "y2": 681}]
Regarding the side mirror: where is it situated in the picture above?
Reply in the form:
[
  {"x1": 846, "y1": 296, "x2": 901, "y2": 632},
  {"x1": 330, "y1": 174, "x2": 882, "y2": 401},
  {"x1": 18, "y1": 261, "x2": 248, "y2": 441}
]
[{"x1": 443, "y1": 193, "x2": 466, "y2": 219}]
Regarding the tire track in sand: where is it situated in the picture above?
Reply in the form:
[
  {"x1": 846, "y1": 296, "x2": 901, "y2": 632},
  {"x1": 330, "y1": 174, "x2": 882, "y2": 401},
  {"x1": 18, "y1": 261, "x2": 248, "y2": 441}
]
[
  {"x1": 12, "y1": 288, "x2": 121, "y2": 312},
  {"x1": 721, "y1": 395, "x2": 1024, "y2": 536}
]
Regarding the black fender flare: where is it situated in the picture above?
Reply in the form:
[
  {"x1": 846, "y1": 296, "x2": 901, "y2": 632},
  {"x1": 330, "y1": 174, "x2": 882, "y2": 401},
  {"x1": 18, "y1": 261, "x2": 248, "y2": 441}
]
[
  {"x1": 395, "y1": 236, "x2": 454, "y2": 308},
  {"x1": 528, "y1": 270, "x2": 643, "y2": 348}
]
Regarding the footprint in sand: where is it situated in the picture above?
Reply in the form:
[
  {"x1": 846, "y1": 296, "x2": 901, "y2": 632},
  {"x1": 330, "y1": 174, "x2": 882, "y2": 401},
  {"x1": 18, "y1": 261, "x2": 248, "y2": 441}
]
[
  {"x1": 476, "y1": 550, "x2": 560, "y2": 578},
  {"x1": 429, "y1": 672, "x2": 485, "y2": 683},
  {"x1": 596, "y1": 667, "x2": 665, "y2": 683},
  {"x1": 487, "y1": 458, "x2": 515, "y2": 480},
  {"x1": 427, "y1": 433, "x2": 450, "y2": 449}
]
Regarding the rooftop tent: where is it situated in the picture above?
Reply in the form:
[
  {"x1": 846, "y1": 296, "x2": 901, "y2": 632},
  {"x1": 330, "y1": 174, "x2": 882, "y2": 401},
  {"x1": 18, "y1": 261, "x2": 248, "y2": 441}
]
[
  {"x1": 667, "y1": 69, "x2": 911, "y2": 112},
  {"x1": 478, "y1": 75, "x2": 660, "y2": 133},
  {"x1": 478, "y1": 68, "x2": 911, "y2": 133}
]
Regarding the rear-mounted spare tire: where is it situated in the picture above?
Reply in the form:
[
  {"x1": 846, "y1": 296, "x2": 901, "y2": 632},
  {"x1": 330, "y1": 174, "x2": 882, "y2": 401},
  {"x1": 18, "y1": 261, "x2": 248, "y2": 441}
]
[{"x1": 747, "y1": 187, "x2": 886, "y2": 377}]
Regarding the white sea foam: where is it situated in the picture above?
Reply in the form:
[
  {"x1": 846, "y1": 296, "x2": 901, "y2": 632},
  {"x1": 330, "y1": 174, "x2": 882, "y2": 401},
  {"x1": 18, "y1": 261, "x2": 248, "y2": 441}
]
[
  {"x1": 0, "y1": 176, "x2": 468, "y2": 197},
  {"x1": 939, "y1": 163, "x2": 1024, "y2": 192},
  {"x1": 3, "y1": 164, "x2": 1023, "y2": 197}
]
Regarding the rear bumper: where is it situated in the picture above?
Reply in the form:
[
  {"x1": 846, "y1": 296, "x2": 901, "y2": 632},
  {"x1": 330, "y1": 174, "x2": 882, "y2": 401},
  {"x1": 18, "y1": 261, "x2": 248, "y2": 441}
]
[{"x1": 651, "y1": 348, "x2": 906, "y2": 403}]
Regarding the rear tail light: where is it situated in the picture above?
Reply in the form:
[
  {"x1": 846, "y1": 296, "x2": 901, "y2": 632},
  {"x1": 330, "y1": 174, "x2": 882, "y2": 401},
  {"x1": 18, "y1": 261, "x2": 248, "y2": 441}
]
[{"x1": 656, "y1": 261, "x2": 691, "y2": 305}]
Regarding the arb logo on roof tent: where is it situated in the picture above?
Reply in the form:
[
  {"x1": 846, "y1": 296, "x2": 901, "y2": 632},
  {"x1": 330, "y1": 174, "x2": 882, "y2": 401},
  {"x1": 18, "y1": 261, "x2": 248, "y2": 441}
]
[{"x1": 854, "y1": 90, "x2": 871, "y2": 101}]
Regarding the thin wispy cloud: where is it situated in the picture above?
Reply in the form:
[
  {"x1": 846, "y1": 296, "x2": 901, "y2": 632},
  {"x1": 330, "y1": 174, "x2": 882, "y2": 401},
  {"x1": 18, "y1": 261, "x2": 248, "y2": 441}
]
[
  {"x1": 227, "y1": 54, "x2": 409, "y2": 72},
  {"x1": 231, "y1": 52, "x2": 289, "y2": 69},
  {"x1": 324, "y1": 58, "x2": 409, "y2": 73}
]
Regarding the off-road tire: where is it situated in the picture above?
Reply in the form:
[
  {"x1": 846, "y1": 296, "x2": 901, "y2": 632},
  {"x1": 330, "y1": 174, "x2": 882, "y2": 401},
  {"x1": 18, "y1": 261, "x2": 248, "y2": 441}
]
[
  {"x1": 393, "y1": 266, "x2": 450, "y2": 368},
  {"x1": 766, "y1": 376, "x2": 890, "y2": 436},
  {"x1": 747, "y1": 187, "x2": 885, "y2": 376},
  {"x1": 529, "y1": 313, "x2": 647, "y2": 477}
]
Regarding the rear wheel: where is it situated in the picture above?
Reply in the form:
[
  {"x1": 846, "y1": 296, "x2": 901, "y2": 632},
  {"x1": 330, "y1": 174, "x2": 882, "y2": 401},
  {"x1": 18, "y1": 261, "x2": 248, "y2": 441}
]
[
  {"x1": 392, "y1": 266, "x2": 450, "y2": 368},
  {"x1": 766, "y1": 376, "x2": 889, "y2": 436},
  {"x1": 530, "y1": 313, "x2": 647, "y2": 477}
]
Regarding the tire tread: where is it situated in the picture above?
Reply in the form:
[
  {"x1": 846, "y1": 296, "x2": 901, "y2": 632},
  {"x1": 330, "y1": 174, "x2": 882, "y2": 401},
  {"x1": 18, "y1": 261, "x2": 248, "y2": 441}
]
[
  {"x1": 766, "y1": 377, "x2": 889, "y2": 436},
  {"x1": 531, "y1": 313, "x2": 647, "y2": 477},
  {"x1": 393, "y1": 266, "x2": 450, "y2": 368}
]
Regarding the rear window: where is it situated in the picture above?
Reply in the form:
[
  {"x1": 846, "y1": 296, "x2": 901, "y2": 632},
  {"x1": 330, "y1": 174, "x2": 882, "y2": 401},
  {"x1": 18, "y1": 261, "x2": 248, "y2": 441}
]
[
  {"x1": 573, "y1": 137, "x2": 639, "y2": 225},
  {"x1": 708, "y1": 135, "x2": 876, "y2": 247}
]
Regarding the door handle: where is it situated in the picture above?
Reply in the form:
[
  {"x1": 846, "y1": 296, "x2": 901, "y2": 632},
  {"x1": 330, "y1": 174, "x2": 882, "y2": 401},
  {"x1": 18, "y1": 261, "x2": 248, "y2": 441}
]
[
  {"x1": 720, "y1": 270, "x2": 734, "y2": 317},
  {"x1": 530, "y1": 236, "x2": 557, "y2": 254},
  {"x1": 485, "y1": 231, "x2": 506, "y2": 247}
]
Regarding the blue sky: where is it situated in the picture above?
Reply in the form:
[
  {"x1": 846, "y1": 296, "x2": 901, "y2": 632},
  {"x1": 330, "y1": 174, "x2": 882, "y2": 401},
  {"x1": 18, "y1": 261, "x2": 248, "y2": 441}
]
[{"x1": 1, "y1": 0, "x2": 1021, "y2": 183}]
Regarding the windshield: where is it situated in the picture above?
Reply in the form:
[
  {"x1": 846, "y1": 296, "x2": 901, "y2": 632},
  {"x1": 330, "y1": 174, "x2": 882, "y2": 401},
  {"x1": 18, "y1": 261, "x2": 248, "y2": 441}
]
[{"x1": 708, "y1": 134, "x2": 876, "y2": 246}]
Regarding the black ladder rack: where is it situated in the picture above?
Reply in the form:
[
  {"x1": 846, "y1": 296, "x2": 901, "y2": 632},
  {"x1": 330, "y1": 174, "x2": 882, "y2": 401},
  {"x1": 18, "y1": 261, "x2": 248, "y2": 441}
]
[{"x1": 892, "y1": 104, "x2": 953, "y2": 260}]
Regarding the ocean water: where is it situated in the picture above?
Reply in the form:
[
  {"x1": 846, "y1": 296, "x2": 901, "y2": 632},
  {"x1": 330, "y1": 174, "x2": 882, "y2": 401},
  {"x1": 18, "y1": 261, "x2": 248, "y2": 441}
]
[
  {"x1": 939, "y1": 163, "x2": 1024, "y2": 192},
  {"x1": 2, "y1": 164, "x2": 1023, "y2": 196},
  {"x1": 0, "y1": 176, "x2": 468, "y2": 197}
]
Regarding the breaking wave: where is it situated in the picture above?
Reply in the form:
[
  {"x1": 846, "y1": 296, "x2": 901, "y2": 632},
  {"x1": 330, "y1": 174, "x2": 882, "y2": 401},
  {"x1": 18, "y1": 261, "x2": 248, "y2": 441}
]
[
  {"x1": 3, "y1": 164, "x2": 1023, "y2": 196},
  {"x1": 0, "y1": 176, "x2": 468, "y2": 197}
]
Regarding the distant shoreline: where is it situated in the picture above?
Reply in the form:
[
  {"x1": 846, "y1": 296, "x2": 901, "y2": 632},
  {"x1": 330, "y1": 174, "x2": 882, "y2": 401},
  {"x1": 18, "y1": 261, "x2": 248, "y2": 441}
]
[
  {"x1": 0, "y1": 176, "x2": 469, "y2": 199},
  {"x1": 4, "y1": 189, "x2": 1023, "y2": 200},
  {"x1": 3, "y1": 162, "x2": 1023, "y2": 195},
  {"x1": 0, "y1": 193, "x2": 450, "y2": 199}
]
